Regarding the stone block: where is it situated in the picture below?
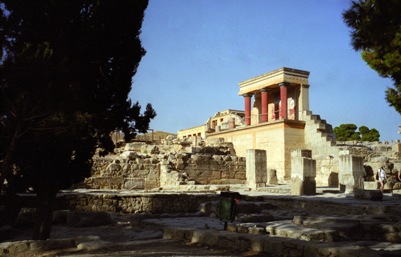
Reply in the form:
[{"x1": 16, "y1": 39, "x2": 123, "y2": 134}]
[
  {"x1": 291, "y1": 149, "x2": 312, "y2": 158},
  {"x1": 364, "y1": 181, "x2": 380, "y2": 190},
  {"x1": 354, "y1": 189, "x2": 383, "y2": 201},
  {"x1": 267, "y1": 169, "x2": 278, "y2": 185},
  {"x1": 248, "y1": 226, "x2": 267, "y2": 234},
  {"x1": 124, "y1": 142, "x2": 144, "y2": 152},
  {"x1": 291, "y1": 177, "x2": 303, "y2": 195},
  {"x1": 303, "y1": 177, "x2": 316, "y2": 195},
  {"x1": 246, "y1": 149, "x2": 267, "y2": 189},
  {"x1": 291, "y1": 149, "x2": 316, "y2": 179},
  {"x1": 123, "y1": 178, "x2": 145, "y2": 190}
]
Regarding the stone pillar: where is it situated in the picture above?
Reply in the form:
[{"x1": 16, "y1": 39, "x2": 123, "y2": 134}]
[
  {"x1": 279, "y1": 82, "x2": 288, "y2": 120},
  {"x1": 243, "y1": 93, "x2": 252, "y2": 125},
  {"x1": 267, "y1": 169, "x2": 278, "y2": 185},
  {"x1": 393, "y1": 141, "x2": 401, "y2": 153},
  {"x1": 290, "y1": 149, "x2": 316, "y2": 195},
  {"x1": 338, "y1": 151, "x2": 365, "y2": 193},
  {"x1": 260, "y1": 88, "x2": 268, "y2": 123},
  {"x1": 246, "y1": 149, "x2": 267, "y2": 189}
]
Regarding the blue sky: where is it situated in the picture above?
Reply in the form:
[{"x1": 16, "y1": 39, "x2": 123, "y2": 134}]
[{"x1": 130, "y1": 0, "x2": 400, "y2": 142}]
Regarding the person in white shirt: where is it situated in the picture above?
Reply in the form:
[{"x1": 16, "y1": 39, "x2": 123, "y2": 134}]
[{"x1": 377, "y1": 165, "x2": 387, "y2": 193}]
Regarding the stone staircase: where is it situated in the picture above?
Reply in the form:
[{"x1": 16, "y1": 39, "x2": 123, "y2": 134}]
[{"x1": 303, "y1": 110, "x2": 339, "y2": 158}]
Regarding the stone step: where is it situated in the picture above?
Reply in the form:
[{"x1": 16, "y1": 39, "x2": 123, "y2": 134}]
[
  {"x1": 163, "y1": 225, "x2": 401, "y2": 257},
  {"x1": 255, "y1": 186, "x2": 291, "y2": 194},
  {"x1": 265, "y1": 220, "x2": 333, "y2": 242}
]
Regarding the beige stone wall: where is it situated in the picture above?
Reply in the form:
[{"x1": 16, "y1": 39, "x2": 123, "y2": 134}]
[
  {"x1": 86, "y1": 156, "x2": 160, "y2": 190},
  {"x1": 208, "y1": 121, "x2": 305, "y2": 182},
  {"x1": 84, "y1": 151, "x2": 246, "y2": 190},
  {"x1": 182, "y1": 154, "x2": 246, "y2": 185}
]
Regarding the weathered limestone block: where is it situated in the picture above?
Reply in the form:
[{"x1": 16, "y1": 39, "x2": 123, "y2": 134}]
[
  {"x1": 124, "y1": 142, "x2": 144, "y2": 152},
  {"x1": 246, "y1": 149, "x2": 267, "y2": 189},
  {"x1": 317, "y1": 155, "x2": 338, "y2": 187},
  {"x1": 364, "y1": 181, "x2": 380, "y2": 190},
  {"x1": 104, "y1": 159, "x2": 122, "y2": 175},
  {"x1": 141, "y1": 144, "x2": 159, "y2": 154},
  {"x1": 160, "y1": 169, "x2": 187, "y2": 187},
  {"x1": 267, "y1": 169, "x2": 278, "y2": 185},
  {"x1": 339, "y1": 154, "x2": 365, "y2": 193},
  {"x1": 123, "y1": 178, "x2": 145, "y2": 190},
  {"x1": 291, "y1": 149, "x2": 316, "y2": 195},
  {"x1": 290, "y1": 176, "x2": 303, "y2": 195},
  {"x1": 120, "y1": 151, "x2": 137, "y2": 160}
]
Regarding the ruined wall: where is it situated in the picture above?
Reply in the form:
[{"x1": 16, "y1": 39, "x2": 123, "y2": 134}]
[
  {"x1": 181, "y1": 154, "x2": 246, "y2": 185},
  {"x1": 86, "y1": 155, "x2": 160, "y2": 190},
  {"x1": 82, "y1": 142, "x2": 246, "y2": 190}
]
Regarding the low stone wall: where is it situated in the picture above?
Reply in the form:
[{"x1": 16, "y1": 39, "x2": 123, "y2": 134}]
[{"x1": 62, "y1": 193, "x2": 220, "y2": 214}]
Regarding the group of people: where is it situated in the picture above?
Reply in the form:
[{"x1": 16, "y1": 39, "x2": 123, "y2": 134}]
[{"x1": 376, "y1": 165, "x2": 401, "y2": 193}]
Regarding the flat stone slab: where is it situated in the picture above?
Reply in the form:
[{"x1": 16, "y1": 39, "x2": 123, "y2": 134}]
[
  {"x1": 354, "y1": 189, "x2": 383, "y2": 200},
  {"x1": 162, "y1": 226, "x2": 401, "y2": 257}
]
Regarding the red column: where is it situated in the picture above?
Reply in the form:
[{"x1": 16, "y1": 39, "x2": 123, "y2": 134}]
[
  {"x1": 243, "y1": 93, "x2": 252, "y2": 125},
  {"x1": 279, "y1": 83, "x2": 288, "y2": 119},
  {"x1": 260, "y1": 89, "x2": 268, "y2": 122}
]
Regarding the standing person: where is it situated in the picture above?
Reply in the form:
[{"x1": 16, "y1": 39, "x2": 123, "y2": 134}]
[{"x1": 377, "y1": 165, "x2": 387, "y2": 193}]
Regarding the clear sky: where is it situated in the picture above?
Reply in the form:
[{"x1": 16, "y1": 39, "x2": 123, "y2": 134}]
[{"x1": 130, "y1": 0, "x2": 400, "y2": 142}]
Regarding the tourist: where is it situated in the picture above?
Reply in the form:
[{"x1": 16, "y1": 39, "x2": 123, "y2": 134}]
[{"x1": 377, "y1": 165, "x2": 387, "y2": 193}]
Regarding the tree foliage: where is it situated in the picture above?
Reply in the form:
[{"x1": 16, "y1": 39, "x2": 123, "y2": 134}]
[
  {"x1": 0, "y1": 0, "x2": 155, "y2": 239},
  {"x1": 343, "y1": 0, "x2": 401, "y2": 114},
  {"x1": 334, "y1": 124, "x2": 380, "y2": 142}
]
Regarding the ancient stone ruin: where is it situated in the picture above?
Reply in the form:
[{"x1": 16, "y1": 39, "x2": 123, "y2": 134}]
[
  {"x1": 79, "y1": 135, "x2": 401, "y2": 199},
  {"x1": 2, "y1": 67, "x2": 401, "y2": 256}
]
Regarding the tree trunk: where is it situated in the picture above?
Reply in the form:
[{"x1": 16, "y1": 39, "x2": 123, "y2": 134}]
[
  {"x1": 32, "y1": 191, "x2": 56, "y2": 240},
  {"x1": 0, "y1": 125, "x2": 21, "y2": 193},
  {"x1": 2, "y1": 193, "x2": 21, "y2": 227}
]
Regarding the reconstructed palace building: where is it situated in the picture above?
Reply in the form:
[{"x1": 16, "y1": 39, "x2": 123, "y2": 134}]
[{"x1": 178, "y1": 67, "x2": 338, "y2": 184}]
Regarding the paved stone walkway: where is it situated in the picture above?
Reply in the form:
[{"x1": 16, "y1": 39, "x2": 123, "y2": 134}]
[{"x1": 2, "y1": 189, "x2": 401, "y2": 256}]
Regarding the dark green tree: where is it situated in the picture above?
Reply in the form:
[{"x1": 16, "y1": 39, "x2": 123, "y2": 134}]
[
  {"x1": 334, "y1": 124, "x2": 380, "y2": 142},
  {"x1": 333, "y1": 124, "x2": 360, "y2": 141},
  {"x1": 0, "y1": 0, "x2": 155, "y2": 240},
  {"x1": 359, "y1": 125, "x2": 380, "y2": 141},
  {"x1": 343, "y1": 0, "x2": 401, "y2": 114}
]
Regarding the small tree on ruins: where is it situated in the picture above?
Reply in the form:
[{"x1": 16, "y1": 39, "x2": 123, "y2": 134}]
[{"x1": 0, "y1": 0, "x2": 156, "y2": 240}]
